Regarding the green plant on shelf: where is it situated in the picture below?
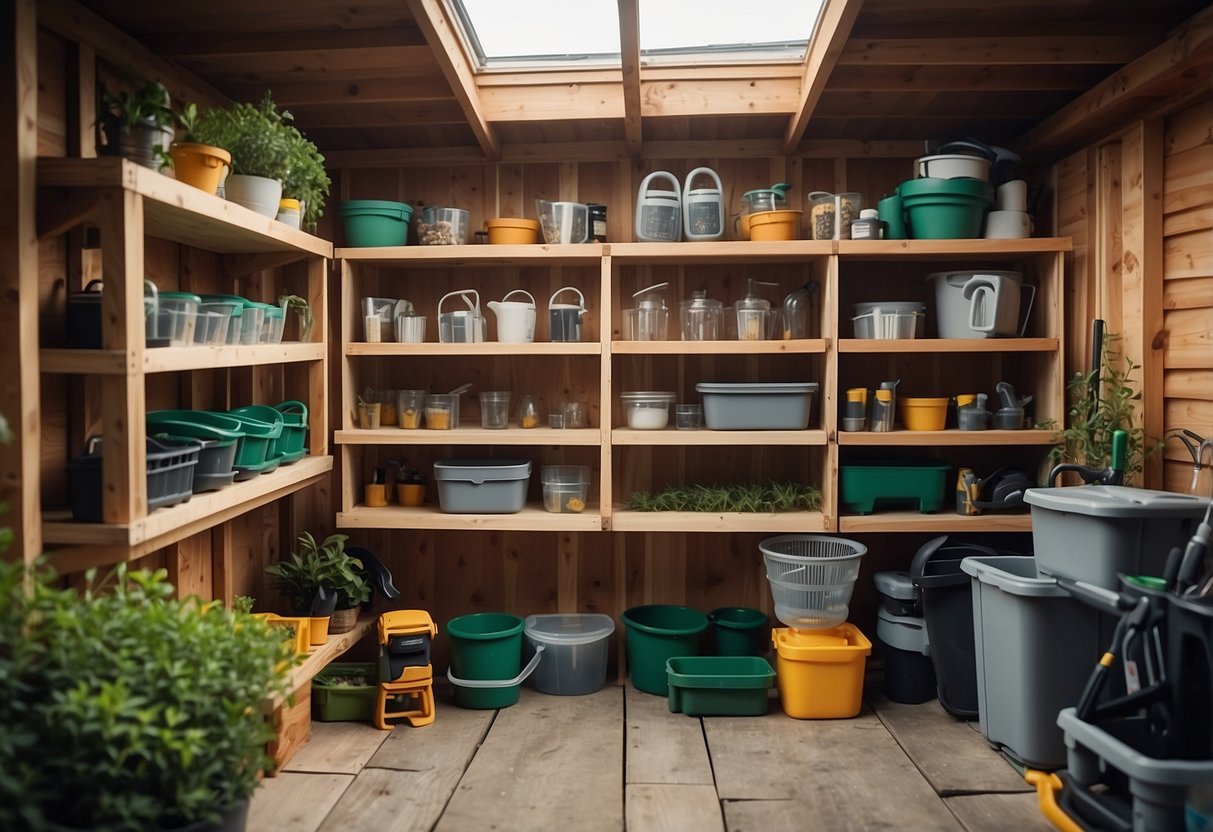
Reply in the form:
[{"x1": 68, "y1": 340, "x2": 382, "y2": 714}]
[
  {"x1": 1049, "y1": 335, "x2": 1162, "y2": 486},
  {"x1": 628, "y1": 481, "x2": 822, "y2": 513},
  {"x1": 190, "y1": 93, "x2": 291, "y2": 182},
  {"x1": 279, "y1": 294, "x2": 315, "y2": 342},
  {"x1": 265, "y1": 531, "x2": 371, "y2": 616},
  {"x1": 233, "y1": 593, "x2": 256, "y2": 614}
]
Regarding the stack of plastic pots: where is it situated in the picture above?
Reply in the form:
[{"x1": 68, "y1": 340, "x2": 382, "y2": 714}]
[{"x1": 761, "y1": 534, "x2": 870, "y2": 718}]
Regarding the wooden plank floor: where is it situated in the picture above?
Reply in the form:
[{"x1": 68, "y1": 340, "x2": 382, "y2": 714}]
[{"x1": 250, "y1": 686, "x2": 1052, "y2": 832}]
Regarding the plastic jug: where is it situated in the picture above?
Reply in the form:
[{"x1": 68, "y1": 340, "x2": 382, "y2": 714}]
[
  {"x1": 679, "y1": 289, "x2": 723, "y2": 341},
  {"x1": 735, "y1": 278, "x2": 774, "y2": 341},
  {"x1": 781, "y1": 282, "x2": 817, "y2": 339},
  {"x1": 488, "y1": 289, "x2": 536, "y2": 343},
  {"x1": 623, "y1": 282, "x2": 669, "y2": 341},
  {"x1": 635, "y1": 172, "x2": 682, "y2": 242},
  {"x1": 549, "y1": 287, "x2": 587, "y2": 343},
  {"x1": 437, "y1": 289, "x2": 485, "y2": 343},
  {"x1": 929, "y1": 270, "x2": 1035, "y2": 338},
  {"x1": 682, "y1": 167, "x2": 724, "y2": 241}
]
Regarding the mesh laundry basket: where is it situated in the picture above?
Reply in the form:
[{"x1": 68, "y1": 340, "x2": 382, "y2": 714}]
[{"x1": 761, "y1": 535, "x2": 867, "y2": 629}]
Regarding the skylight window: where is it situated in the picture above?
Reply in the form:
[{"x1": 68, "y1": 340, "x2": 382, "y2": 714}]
[{"x1": 450, "y1": 0, "x2": 825, "y2": 70}]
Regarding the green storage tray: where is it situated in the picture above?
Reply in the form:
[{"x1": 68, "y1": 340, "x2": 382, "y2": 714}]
[
  {"x1": 312, "y1": 662, "x2": 378, "y2": 723},
  {"x1": 840, "y1": 459, "x2": 951, "y2": 515},
  {"x1": 273, "y1": 400, "x2": 309, "y2": 459},
  {"x1": 666, "y1": 656, "x2": 775, "y2": 716}
]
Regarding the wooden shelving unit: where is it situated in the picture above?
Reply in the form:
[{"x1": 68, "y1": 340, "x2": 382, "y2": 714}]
[
  {"x1": 838, "y1": 430, "x2": 1057, "y2": 446},
  {"x1": 610, "y1": 510, "x2": 829, "y2": 533},
  {"x1": 839, "y1": 512, "x2": 1034, "y2": 533},
  {"x1": 269, "y1": 615, "x2": 376, "y2": 710},
  {"x1": 337, "y1": 504, "x2": 604, "y2": 532}
]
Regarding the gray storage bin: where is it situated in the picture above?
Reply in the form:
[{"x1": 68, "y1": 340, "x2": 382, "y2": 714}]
[
  {"x1": 695, "y1": 382, "x2": 818, "y2": 430},
  {"x1": 1024, "y1": 485, "x2": 1207, "y2": 588},
  {"x1": 524, "y1": 613, "x2": 615, "y2": 696},
  {"x1": 962, "y1": 556, "x2": 1107, "y2": 769},
  {"x1": 433, "y1": 459, "x2": 531, "y2": 514},
  {"x1": 1059, "y1": 708, "x2": 1213, "y2": 832}
]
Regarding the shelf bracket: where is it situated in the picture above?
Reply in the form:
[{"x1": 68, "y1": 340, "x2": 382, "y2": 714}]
[
  {"x1": 224, "y1": 251, "x2": 309, "y2": 281},
  {"x1": 37, "y1": 189, "x2": 100, "y2": 240}
]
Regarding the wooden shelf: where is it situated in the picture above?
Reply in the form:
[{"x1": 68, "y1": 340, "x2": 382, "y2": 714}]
[
  {"x1": 336, "y1": 427, "x2": 602, "y2": 446},
  {"x1": 40, "y1": 342, "x2": 326, "y2": 374},
  {"x1": 37, "y1": 158, "x2": 332, "y2": 257},
  {"x1": 838, "y1": 429, "x2": 1056, "y2": 446},
  {"x1": 607, "y1": 240, "x2": 833, "y2": 263},
  {"x1": 337, "y1": 504, "x2": 604, "y2": 531},
  {"x1": 43, "y1": 456, "x2": 333, "y2": 571},
  {"x1": 838, "y1": 338, "x2": 1058, "y2": 353},
  {"x1": 836, "y1": 238, "x2": 1072, "y2": 259},
  {"x1": 610, "y1": 339, "x2": 828, "y2": 355},
  {"x1": 613, "y1": 428, "x2": 828, "y2": 446},
  {"x1": 347, "y1": 342, "x2": 601, "y2": 357},
  {"x1": 838, "y1": 511, "x2": 1033, "y2": 533},
  {"x1": 270, "y1": 616, "x2": 375, "y2": 709},
  {"x1": 609, "y1": 510, "x2": 829, "y2": 533},
  {"x1": 336, "y1": 243, "x2": 604, "y2": 267}
]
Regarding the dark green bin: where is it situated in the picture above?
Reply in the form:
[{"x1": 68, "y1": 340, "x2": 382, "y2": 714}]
[
  {"x1": 666, "y1": 656, "x2": 776, "y2": 716},
  {"x1": 622, "y1": 605, "x2": 708, "y2": 695},
  {"x1": 313, "y1": 662, "x2": 378, "y2": 722},
  {"x1": 840, "y1": 459, "x2": 951, "y2": 514},
  {"x1": 708, "y1": 607, "x2": 769, "y2": 656}
]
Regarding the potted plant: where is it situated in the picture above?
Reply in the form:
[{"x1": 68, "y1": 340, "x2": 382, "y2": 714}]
[
  {"x1": 388, "y1": 459, "x2": 427, "y2": 506},
  {"x1": 168, "y1": 101, "x2": 232, "y2": 195},
  {"x1": 279, "y1": 116, "x2": 331, "y2": 231},
  {"x1": 191, "y1": 94, "x2": 290, "y2": 217},
  {"x1": 278, "y1": 293, "x2": 315, "y2": 342},
  {"x1": 97, "y1": 79, "x2": 175, "y2": 169},
  {"x1": 0, "y1": 562, "x2": 294, "y2": 832},
  {"x1": 265, "y1": 531, "x2": 371, "y2": 635}
]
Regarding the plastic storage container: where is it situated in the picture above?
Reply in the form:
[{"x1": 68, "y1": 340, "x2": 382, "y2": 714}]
[
  {"x1": 447, "y1": 613, "x2": 530, "y2": 709},
  {"x1": 260, "y1": 306, "x2": 285, "y2": 344},
  {"x1": 193, "y1": 300, "x2": 238, "y2": 345},
  {"x1": 808, "y1": 192, "x2": 860, "y2": 241},
  {"x1": 695, "y1": 382, "x2": 818, "y2": 430},
  {"x1": 68, "y1": 435, "x2": 201, "y2": 522},
  {"x1": 338, "y1": 199, "x2": 413, "y2": 247},
  {"x1": 665, "y1": 656, "x2": 775, "y2": 716},
  {"x1": 524, "y1": 613, "x2": 614, "y2": 696},
  {"x1": 622, "y1": 605, "x2": 709, "y2": 696},
  {"x1": 433, "y1": 460, "x2": 532, "y2": 514},
  {"x1": 620, "y1": 391, "x2": 676, "y2": 429},
  {"x1": 1023, "y1": 485, "x2": 1209, "y2": 588},
  {"x1": 417, "y1": 206, "x2": 470, "y2": 245},
  {"x1": 877, "y1": 608, "x2": 936, "y2": 704},
  {"x1": 898, "y1": 177, "x2": 993, "y2": 240},
  {"x1": 852, "y1": 301, "x2": 927, "y2": 338},
  {"x1": 840, "y1": 459, "x2": 951, "y2": 514},
  {"x1": 962, "y1": 555, "x2": 1108, "y2": 769},
  {"x1": 151, "y1": 291, "x2": 201, "y2": 347},
  {"x1": 900, "y1": 397, "x2": 949, "y2": 431},
  {"x1": 312, "y1": 662, "x2": 378, "y2": 722},
  {"x1": 772, "y1": 624, "x2": 871, "y2": 719},
  {"x1": 536, "y1": 200, "x2": 589, "y2": 244},
  {"x1": 238, "y1": 303, "x2": 267, "y2": 346},
  {"x1": 708, "y1": 607, "x2": 768, "y2": 656},
  {"x1": 540, "y1": 465, "x2": 589, "y2": 514},
  {"x1": 485, "y1": 217, "x2": 540, "y2": 245}
]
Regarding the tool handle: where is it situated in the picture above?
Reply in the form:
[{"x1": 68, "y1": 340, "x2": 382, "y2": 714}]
[{"x1": 1109, "y1": 430, "x2": 1128, "y2": 477}]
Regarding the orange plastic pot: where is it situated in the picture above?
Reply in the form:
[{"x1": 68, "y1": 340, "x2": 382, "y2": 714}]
[
  {"x1": 747, "y1": 209, "x2": 803, "y2": 241},
  {"x1": 900, "y1": 397, "x2": 949, "y2": 431},
  {"x1": 397, "y1": 483, "x2": 425, "y2": 506},
  {"x1": 308, "y1": 615, "x2": 330, "y2": 646},
  {"x1": 485, "y1": 217, "x2": 540, "y2": 245},
  {"x1": 169, "y1": 142, "x2": 231, "y2": 195}
]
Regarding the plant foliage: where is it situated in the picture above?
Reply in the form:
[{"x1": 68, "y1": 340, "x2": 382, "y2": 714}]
[
  {"x1": 628, "y1": 481, "x2": 822, "y2": 513},
  {"x1": 190, "y1": 93, "x2": 291, "y2": 181},
  {"x1": 1049, "y1": 335, "x2": 1161, "y2": 485},
  {"x1": 0, "y1": 562, "x2": 294, "y2": 831},
  {"x1": 265, "y1": 531, "x2": 371, "y2": 613},
  {"x1": 98, "y1": 80, "x2": 173, "y2": 131}
]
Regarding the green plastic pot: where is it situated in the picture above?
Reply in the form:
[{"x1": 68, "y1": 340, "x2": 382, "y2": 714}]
[
  {"x1": 218, "y1": 409, "x2": 282, "y2": 467},
  {"x1": 146, "y1": 410, "x2": 252, "y2": 465},
  {"x1": 273, "y1": 400, "x2": 309, "y2": 461},
  {"x1": 898, "y1": 177, "x2": 993, "y2": 240},
  {"x1": 708, "y1": 607, "x2": 769, "y2": 657},
  {"x1": 621, "y1": 605, "x2": 708, "y2": 695},
  {"x1": 446, "y1": 613, "x2": 528, "y2": 709},
  {"x1": 313, "y1": 662, "x2": 378, "y2": 722},
  {"x1": 339, "y1": 199, "x2": 414, "y2": 247},
  {"x1": 228, "y1": 405, "x2": 286, "y2": 458}
]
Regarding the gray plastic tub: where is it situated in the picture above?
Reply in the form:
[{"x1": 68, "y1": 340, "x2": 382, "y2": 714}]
[
  {"x1": 433, "y1": 460, "x2": 531, "y2": 514},
  {"x1": 695, "y1": 382, "x2": 819, "y2": 430},
  {"x1": 1023, "y1": 486, "x2": 1208, "y2": 588},
  {"x1": 962, "y1": 555, "x2": 1107, "y2": 769},
  {"x1": 524, "y1": 613, "x2": 615, "y2": 696},
  {"x1": 1059, "y1": 708, "x2": 1213, "y2": 831}
]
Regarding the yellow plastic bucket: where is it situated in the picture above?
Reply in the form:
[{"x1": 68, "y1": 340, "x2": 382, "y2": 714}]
[
  {"x1": 900, "y1": 397, "x2": 949, "y2": 431},
  {"x1": 169, "y1": 141, "x2": 231, "y2": 195},
  {"x1": 486, "y1": 217, "x2": 540, "y2": 245},
  {"x1": 773, "y1": 623, "x2": 871, "y2": 719},
  {"x1": 747, "y1": 209, "x2": 803, "y2": 241}
]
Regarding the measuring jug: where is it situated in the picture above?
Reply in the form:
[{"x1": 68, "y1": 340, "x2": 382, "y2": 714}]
[
  {"x1": 437, "y1": 289, "x2": 485, "y2": 343},
  {"x1": 635, "y1": 172, "x2": 682, "y2": 242},
  {"x1": 549, "y1": 287, "x2": 588, "y2": 342},
  {"x1": 679, "y1": 289, "x2": 723, "y2": 341},
  {"x1": 623, "y1": 282, "x2": 669, "y2": 341},
  {"x1": 683, "y1": 167, "x2": 724, "y2": 241},
  {"x1": 488, "y1": 289, "x2": 536, "y2": 343}
]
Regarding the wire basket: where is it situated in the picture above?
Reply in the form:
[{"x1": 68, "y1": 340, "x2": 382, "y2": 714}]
[{"x1": 761, "y1": 535, "x2": 866, "y2": 629}]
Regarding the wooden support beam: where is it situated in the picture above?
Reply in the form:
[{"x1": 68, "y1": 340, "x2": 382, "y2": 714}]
[
  {"x1": 1016, "y1": 4, "x2": 1213, "y2": 158},
  {"x1": 837, "y1": 34, "x2": 1152, "y2": 67},
  {"x1": 0, "y1": 0, "x2": 41, "y2": 564},
  {"x1": 288, "y1": 100, "x2": 469, "y2": 129},
  {"x1": 617, "y1": 0, "x2": 642, "y2": 155},
  {"x1": 37, "y1": 0, "x2": 227, "y2": 108},
  {"x1": 785, "y1": 0, "x2": 866, "y2": 153},
  {"x1": 152, "y1": 26, "x2": 426, "y2": 58},
  {"x1": 405, "y1": 0, "x2": 500, "y2": 161},
  {"x1": 66, "y1": 41, "x2": 95, "y2": 158},
  {"x1": 227, "y1": 75, "x2": 453, "y2": 108},
  {"x1": 223, "y1": 251, "x2": 308, "y2": 281},
  {"x1": 37, "y1": 189, "x2": 100, "y2": 239}
]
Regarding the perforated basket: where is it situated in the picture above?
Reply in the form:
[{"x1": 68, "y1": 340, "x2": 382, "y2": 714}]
[{"x1": 760, "y1": 535, "x2": 866, "y2": 629}]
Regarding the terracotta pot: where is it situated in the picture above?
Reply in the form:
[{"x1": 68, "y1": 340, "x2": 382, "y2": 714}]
[{"x1": 329, "y1": 607, "x2": 359, "y2": 634}]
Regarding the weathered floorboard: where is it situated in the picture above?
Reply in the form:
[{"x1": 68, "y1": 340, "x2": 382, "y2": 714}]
[
  {"x1": 626, "y1": 784, "x2": 725, "y2": 832},
  {"x1": 247, "y1": 772, "x2": 353, "y2": 832},
  {"x1": 284, "y1": 721, "x2": 392, "y2": 775},
  {"x1": 945, "y1": 792, "x2": 1053, "y2": 831},
  {"x1": 627, "y1": 684, "x2": 715, "y2": 786}
]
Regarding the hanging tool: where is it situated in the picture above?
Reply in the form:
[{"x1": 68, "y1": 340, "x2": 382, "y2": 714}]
[
  {"x1": 1176, "y1": 498, "x2": 1213, "y2": 598},
  {"x1": 1047, "y1": 429, "x2": 1128, "y2": 486},
  {"x1": 1171, "y1": 429, "x2": 1212, "y2": 497},
  {"x1": 1090, "y1": 318, "x2": 1105, "y2": 414}
]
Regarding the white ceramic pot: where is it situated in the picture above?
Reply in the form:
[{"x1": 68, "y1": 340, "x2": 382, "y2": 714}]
[
  {"x1": 916, "y1": 154, "x2": 991, "y2": 181},
  {"x1": 225, "y1": 174, "x2": 283, "y2": 218},
  {"x1": 984, "y1": 210, "x2": 1032, "y2": 240}
]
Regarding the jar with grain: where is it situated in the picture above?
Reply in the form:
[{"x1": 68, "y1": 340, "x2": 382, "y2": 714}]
[{"x1": 808, "y1": 192, "x2": 861, "y2": 241}]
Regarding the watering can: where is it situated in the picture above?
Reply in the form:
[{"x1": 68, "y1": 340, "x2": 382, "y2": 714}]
[
  {"x1": 437, "y1": 289, "x2": 485, "y2": 344},
  {"x1": 488, "y1": 289, "x2": 536, "y2": 343},
  {"x1": 549, "y1": 287, "x2": 587, "y2": 343}
]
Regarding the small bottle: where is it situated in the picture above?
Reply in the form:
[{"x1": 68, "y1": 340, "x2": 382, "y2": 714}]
[
  {"x1": 849, "y1": 208, "x2": 883, "y2": 240},
  {"x1": 587, "y1": 204, "x2": 607, "y2": 242}
]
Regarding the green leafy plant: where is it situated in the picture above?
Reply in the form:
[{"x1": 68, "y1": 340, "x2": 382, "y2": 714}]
[
  {"x1": 265, "y1": 531, "x2": 371, "y2": 614},
  {"x1": 174, "y1": 101, "x2": 203, "y2": 143},
  {"x1": 191, "y1": 93, "x2": 291, "y2": 181},
  {"x1": 1049, "y1": 335, "x2": 1162, "y2": 485},
  {"x1": 628, "y1": 481, "x2": 822, "y2": 512},
  {"x1": 99, "y1": 79, "x2": 173, "y2": 133},
  {"x1": 279, "y1": 294, "x2": 315, "y2": 342},
  {"x1": 233, "y1": 594, "x2": 256, "y2": 614},
  {"x1": 280, "y1": 122, "x2": 331, "y2": 228},
  {"x1": 0, "y1": 562, "x2": 294, "y2": 831}
]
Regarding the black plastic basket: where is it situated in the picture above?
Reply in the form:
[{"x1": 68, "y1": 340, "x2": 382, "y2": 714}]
[{"x1": 68, "y1": 435, "x2": 201, "y2": 522}]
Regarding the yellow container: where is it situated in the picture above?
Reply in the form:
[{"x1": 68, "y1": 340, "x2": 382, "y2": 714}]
[
  {"x1": 747, "y1": 209, "x2": 802, "y2": 241},
  {"x1": 169, "y1": 141, "x2": 231, "y2": 195},
  {"x1": 486, "y1": 217, "x2": 540, "y2": 245},
  {"x1": 256, "y1": 613, "x2": 312, "y2": 655},
  {"x1": 773, "y1": 623, "x2": 871, "y2": 719},
  {"x1": 900, "y1": 396, "x2": 949, "y2": 431},
  {"x1": 397, "y1": 482, "x2": 425, "y2": 506},
  {"x1": 308, "y1": 615, "x2": 330, "y2": 646}
]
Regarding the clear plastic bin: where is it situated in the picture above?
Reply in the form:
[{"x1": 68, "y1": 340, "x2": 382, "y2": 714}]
[
  {"x1": 541, "y1": 465, "x2": 589, "y2": 513},
  {"x1": 193, "y1": 301, "x2": 239, "y2": 345},
  {"x1": 151, "y1": 291, "x2": 201, "y2": 347},
  {"x1": 418, "y1": 207, "x2": 470, "y2": 245},
  {"x1": 524, "y1": 613, "x2": 614, "y2": 695},
  {"x1": 261, "y1": 306, "x2": 285, "y2": 344},
  {"x1": 620, "y1": 391, "x2": 675, "y2": 429},
  {"x1": 239, "y1": 303, "x2": 268, "y2": 345}
]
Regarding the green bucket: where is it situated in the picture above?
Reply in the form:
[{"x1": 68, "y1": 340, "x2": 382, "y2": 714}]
[
  {"x1": 447, "y1": 613, "x2": 530, "y2": 709},
  {"x1": 339, "y1": 199, "x2": 414, "y2": 247},
  {"x1": 708, "y1": 607, "x2": 769, "y2": 657},
  {"x1": 621, "y1": 605, "x2": 708, "y2": 695},
  {"x1": 898, "y1": 177, "x2": 993, "y2": 240}
]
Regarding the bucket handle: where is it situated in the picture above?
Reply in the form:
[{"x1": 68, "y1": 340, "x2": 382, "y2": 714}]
[
  {"x1": 446, "y1": 643, "x2": 544, "y2": 688},
  {"x1": 274, "y1": 400, "x2": 308, "y2": 420},
  {"x1": 1017, "y1": 284, "x2": 1037, "y2": 337},
  {"x1": 500, "y1": 289, "x2": 536, "y2": 306},
  {"x1": 438, "y1": 289, "x2": 480, "y2": 317},
  {"x1": 549, "y1": 286, "x2": 586, "y2": 312}
]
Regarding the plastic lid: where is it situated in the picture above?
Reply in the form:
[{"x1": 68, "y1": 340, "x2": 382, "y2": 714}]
[
  {"x1": 524, "y1": 613, "x2": 615, "y2": 645},
  {"x1": 620, "y1": 391, "x2": 676, "y2": 402},
  {"x1": 1023, "y1": 485, "x2": 1209, "y2": 518},
  {"x1": 279, "y1": 198, "x2": 301, "y2": 210},
  {"x1": 695, "y1": 382, "x2": 819, "y2": 394},
  {"x1": 682, "y1": 289, "x2": 721, "y2": 310},
  {"x1": 158, "y1": 291, "x2": 202, "y2": 302},
  {"x1": 873, "y1": 570, "x2": 917, "y2": 601},
  {"x1": 859, "y1": 208, "x2": 879, "y2": 219},
  {"x1": 877, "y1": 608, "x2": 930, "y2": 655},
  {"x1": 960, "y1": 555, "x2": 1067, "y2": 598},
  {"x1": 263, "y1": 306, "x2": 284, "y2": 319}
]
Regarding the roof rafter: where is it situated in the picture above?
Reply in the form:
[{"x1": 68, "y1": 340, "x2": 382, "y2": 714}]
[
  {"x1": 783, "y1": 0, "x2": 866, "y2": 153},
  {"x1": 617, "y1": 0, "x2": 643, "y2": 155}
]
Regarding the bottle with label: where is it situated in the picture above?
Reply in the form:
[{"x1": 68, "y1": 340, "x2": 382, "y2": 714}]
[
  {"x1": 587, "y1": 204, "x2": 607, "y2": 242},
  {"x1": 850, "y1": 208, "x2": 884, "y2": 240}
]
